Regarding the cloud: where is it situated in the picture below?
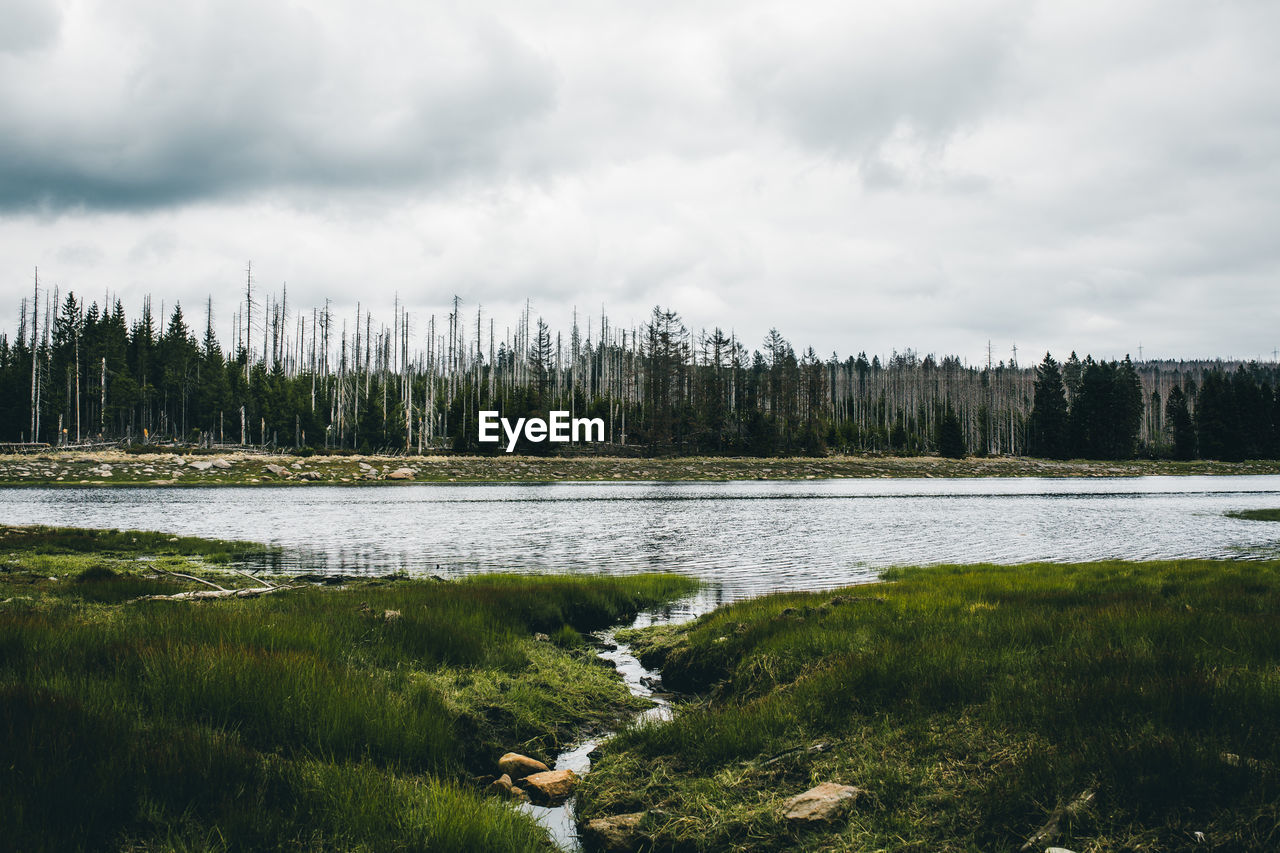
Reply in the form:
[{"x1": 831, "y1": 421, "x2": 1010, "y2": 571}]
[
  {"x1": 726, "y1": 1, "x2": 1025, "y2": 164},
  {"x1": 0, "y1": 0, "x2": 556, "y2": 210}
]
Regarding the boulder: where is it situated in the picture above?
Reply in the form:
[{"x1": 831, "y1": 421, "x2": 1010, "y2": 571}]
[
  {"x1": 488, "y1": 774, "x2": 514, "y2": 796},
  {"x1": 497, "y1": 752, "x2": 548, "y2": 779},
  {"x1": 264, "y1": 464, "x2": 291, "y2": 477},
  {"x1": 300, "y1": 471, "x2": 323, "y2": 481},
  {"x1": 582, "y1": 812, "x2": 646, "y2": 853},
  {"x1": 211, "y1": 458, "x2": 232, "y2": 469},
  {"x1": 387, "y1": 468, "x2": 415, "y2": 480},
  {"x1": 521, "y1": 769, "x2": 578, "y2": 805},
  {"x1": 188, "y1": 460, "x2": 213, "y2": 471},
  {"x1": 782, "y1": 782, "x2": 862, "y2": 823}
]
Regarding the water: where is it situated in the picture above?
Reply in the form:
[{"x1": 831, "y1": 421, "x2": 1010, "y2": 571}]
[
  {"x1": 519, "y1": 602, "x2": 701, "y2": 852},
  {"x1": 2, "y1": 476, "x2": 1280, "y2": 599}
]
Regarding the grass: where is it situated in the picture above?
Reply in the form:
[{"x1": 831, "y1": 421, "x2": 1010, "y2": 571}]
[
  {"x1": 0, "y1": 525, "x2": 697, "y2": 852},
  {"x1": 580, "y1": 561, "x2": 1280, "y2": 852},
  {"x1": 1227, "y1": 508, "x2": 1280, "y2": 522}
]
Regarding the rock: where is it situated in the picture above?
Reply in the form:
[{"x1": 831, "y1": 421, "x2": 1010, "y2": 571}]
[
  {"x1": 383, "y1": 609, "x2": 401, "y2": 622},
  {"x1": 188, "y1": 460, "x2": 213, "y2": 471},
  {"x1": 509, "y1": 786, "x2": 530, "y2": 803},
  {"x1": 387, "y1": 468, "x2": 415, "y2": 480},
  {"x1": 521, "y1": 769, "x2": 578, "y2": 805},
  {"x1": 211, "y1": 458, "x2": 232, "y2": 469},
  {"x1": 497, "y1": 752, "x2": 549, "y2": 779},
  {"x1": 300, "y1": 471, "x2": 323, "y2": 481},
  {"x1": 582, "y1": 812, "x2": 646, "y2": 852},
  {"x1": 488, "y1": 774, "x2": 514, "y2": 795},
  {"x1": 264, "y1": 464, "x2": 291, "y2": 477},
  {"x1": 782, "y1": 782, "x2": 863, "y2": 823},
  {"x1": 291, "y1": 462, "x2": 303, "y2": 469}
]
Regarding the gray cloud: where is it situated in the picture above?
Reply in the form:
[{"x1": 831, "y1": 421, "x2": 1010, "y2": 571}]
[
  {"x1": 1, "y1": 0, "x2": 1278, "y2": 363},
  {"x1": 0, "y1": 1, "x2": 555, "y2": 210}
]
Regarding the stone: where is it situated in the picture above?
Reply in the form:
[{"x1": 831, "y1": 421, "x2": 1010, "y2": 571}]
[
  {"x1": 582, "y1": 812, "x2": 646, "y2": 853},
  {"x1": 521, "y1": 769, "x2": 578, "y2": 805},
  {"x1": 211, "y1": 458, "x2": 232, "y2": 469},
  {"x1": 300, "y1": 471, "x2": 323, "y2": 481},
  {"x1": 509, "y1": 786, "x2": 530, "y2": 803},
  {"x1": 264, "y1": 464, "x2": 290, "y2": 477},
  {"x1": 188, "y1": 460, "x2": 213, "y2": 471},
  {"x1": 782, "y1": 782, "x2": 862, "y2": 823},
  {"x1": 387, "y1": 468, "x2": 415, "y2": 480},
  {"x1": 497, "y1": 752, "x2": 549, "y2": 779},
  {"x1": 488, "y1": 774, "x2": 514, "y2": 795},
  {"x1": 383, "y1": 609, "x2": 401, "y2": 622}
]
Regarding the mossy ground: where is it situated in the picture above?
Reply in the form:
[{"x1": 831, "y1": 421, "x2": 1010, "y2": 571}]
[
  {"x1": 581, "y1": 561, "x2": 1280, "y2": 852},
  {"x1": 0, "y1": 525, "x2": 697, "y2": 852}
]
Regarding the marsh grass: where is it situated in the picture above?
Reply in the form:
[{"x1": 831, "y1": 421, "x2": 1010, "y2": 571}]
[
  {"x1": 1227, "y1": 508, "x2": 1280, "y2": 522},
  {"x1": 581, "y1": 561, "x2": 1280, "y2": 852},
  {"x1": 0, "y1": 526, "x2": 697, "y2": 852}
]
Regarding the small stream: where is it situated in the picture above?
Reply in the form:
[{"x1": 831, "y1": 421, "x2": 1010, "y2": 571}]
[{"x1": 518, "y1": 596, "x2": 713, "y2": 850}]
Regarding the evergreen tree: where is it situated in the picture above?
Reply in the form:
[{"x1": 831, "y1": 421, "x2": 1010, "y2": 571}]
[
  {"x1": 1028, "y1": 352, "x2": 1069, "y2": 458},
  {"x1": 937, "y1": 404, "x2": 966, "y2": 459},
  {"x1": 1164, "y1": 386, "x2": 1196, "y2": 460}
]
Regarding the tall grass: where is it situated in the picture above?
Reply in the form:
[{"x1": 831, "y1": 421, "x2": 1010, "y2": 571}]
[
  {"x1": 0, "y1": 537, "x2": 697, "y2": 852},
  {"x1": 583, "y1": 561, "x2": 1280, "y2": 851}
]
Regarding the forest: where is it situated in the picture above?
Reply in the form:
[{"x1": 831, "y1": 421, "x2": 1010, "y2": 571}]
[{"x1": 1, "y1": 276, "x2": 1277, "y2": 460}]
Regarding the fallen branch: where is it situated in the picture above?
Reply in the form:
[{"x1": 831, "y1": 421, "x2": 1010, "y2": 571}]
[
  {"x1": 1020, "y1": 789, "x2": 1095, "y2": 853},
  {"x1": 228, "y1": 567, "x2": 279, "y2": 588},
  {"x1": 159, "y1": 569, "x2": 229, "y2": 591},
  {"x1": 136, "y1": 584, "x2": 300, "y2": 602}
]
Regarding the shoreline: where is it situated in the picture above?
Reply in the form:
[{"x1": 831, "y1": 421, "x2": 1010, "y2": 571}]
[{"x1": 1, "y1": 451, "x2": 1279, "y2": 486}]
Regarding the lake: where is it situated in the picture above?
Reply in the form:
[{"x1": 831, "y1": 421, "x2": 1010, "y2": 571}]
[{"x1": 2, "y1": 476, "x2": 1279, "y2": 600}]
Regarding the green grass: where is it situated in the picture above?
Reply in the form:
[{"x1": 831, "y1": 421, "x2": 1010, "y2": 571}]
[
  {"x1": 1227, "y1": 508, "x2": 1280, "y2": 522},
  {"x1": 581, "y1": 561, "x2": 1280, "y2": 852},
  {"x1": 0, "y1": 526, "x2": 698, "y2": 852}
]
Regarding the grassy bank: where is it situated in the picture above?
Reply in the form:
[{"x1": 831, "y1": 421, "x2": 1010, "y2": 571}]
[
  {"x1": 580, "y1": 561, "x2": 1280, "y2": 852},
  {"x1": 2, "y1": 451, "x2": 1280, "y2": 486},
  {"x1": 1227, "y1": 508, "x2": 1280, "y2": 522},
  {"x1": 0, "y1": 525, "x2": 697, "y2": 852}
]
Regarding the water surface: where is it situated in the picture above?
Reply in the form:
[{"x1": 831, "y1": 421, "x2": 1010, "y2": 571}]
[{"x1": 2, "y1": 476, "x2": 1279, "y2": 599}]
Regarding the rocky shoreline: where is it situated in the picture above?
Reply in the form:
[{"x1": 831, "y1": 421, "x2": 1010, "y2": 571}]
[{"x1": 1, "y1": 450, "x2": 1277, "y2": 486}]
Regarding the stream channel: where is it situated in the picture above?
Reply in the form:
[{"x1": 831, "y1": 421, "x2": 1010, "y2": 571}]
[{"x1": 518, "y1": 595, "x2": 714, "y2": 851}]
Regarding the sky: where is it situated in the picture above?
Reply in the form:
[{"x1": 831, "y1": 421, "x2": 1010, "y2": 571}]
[{"x1": 1, "y1": 0, "x2": 1278, "y2": 365}]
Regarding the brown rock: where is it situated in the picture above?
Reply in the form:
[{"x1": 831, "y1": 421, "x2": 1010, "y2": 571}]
[
  {"x1": 387, "y1": 468, "x2": 415, "y2": 480},
  {"x1": 521, "y1": 769, "x2": 578, "y2": 804},
  {"x1": 264, "y1": 464, "x2": 291, "y2": 477},
  {"x1": 782, "y1": 782, "x2": 862, "y2": 823},
  {"x1": 497, "y1": 752, "x2": 549, "y2": 779},
  {"x1": 488, "y1": 774, "x2": 514, "y2": 795},
  {"x1": 582, "y1": 812, "x2": 646, "y2": 852}
]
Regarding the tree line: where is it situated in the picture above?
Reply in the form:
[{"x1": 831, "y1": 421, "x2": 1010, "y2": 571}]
[{"x1": 1, "y1": 275, "x2": 1277, "y2": 460}]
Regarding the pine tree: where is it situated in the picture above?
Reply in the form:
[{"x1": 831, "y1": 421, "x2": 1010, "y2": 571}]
[
  {"x1": 1164, "y1": 386, "x2": 1196, "y2": 460},
  {"x1": 937, "y1": 404, "x2": 966, "y2": 459},
  {"x1": 1029, "y1": 352, "x2": 1069, "y2": 459}
]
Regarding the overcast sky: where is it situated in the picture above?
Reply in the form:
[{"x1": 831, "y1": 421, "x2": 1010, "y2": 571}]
[{"x1": 2, "y1": 0, "x2": 1277, "y2": 365}]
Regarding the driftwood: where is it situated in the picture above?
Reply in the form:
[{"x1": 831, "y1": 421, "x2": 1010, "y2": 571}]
[
  {"x1": 136, "y1": 584, "x2": 299, "y2": 602},
  {"x1": 135, "y1": 568, "x2": 297, "y2": 601},
  {"x1": 1020, "y1": 789, "x2": 1095, "y2": 852}
]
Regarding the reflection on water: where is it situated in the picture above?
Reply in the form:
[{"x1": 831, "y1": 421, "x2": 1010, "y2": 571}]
[{"x1": 2, "y1": 476, "x2": 1279, "y2": 600}]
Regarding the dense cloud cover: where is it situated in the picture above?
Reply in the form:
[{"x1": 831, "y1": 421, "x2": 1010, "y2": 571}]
[{"x1": 1, "y1": 0, "x2": 1277, "y2": 362}]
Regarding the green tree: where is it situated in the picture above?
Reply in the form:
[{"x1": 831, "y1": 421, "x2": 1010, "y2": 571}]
[{"x1": 1028, "y1": 352, "x2": 1069, "y2": 459}]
